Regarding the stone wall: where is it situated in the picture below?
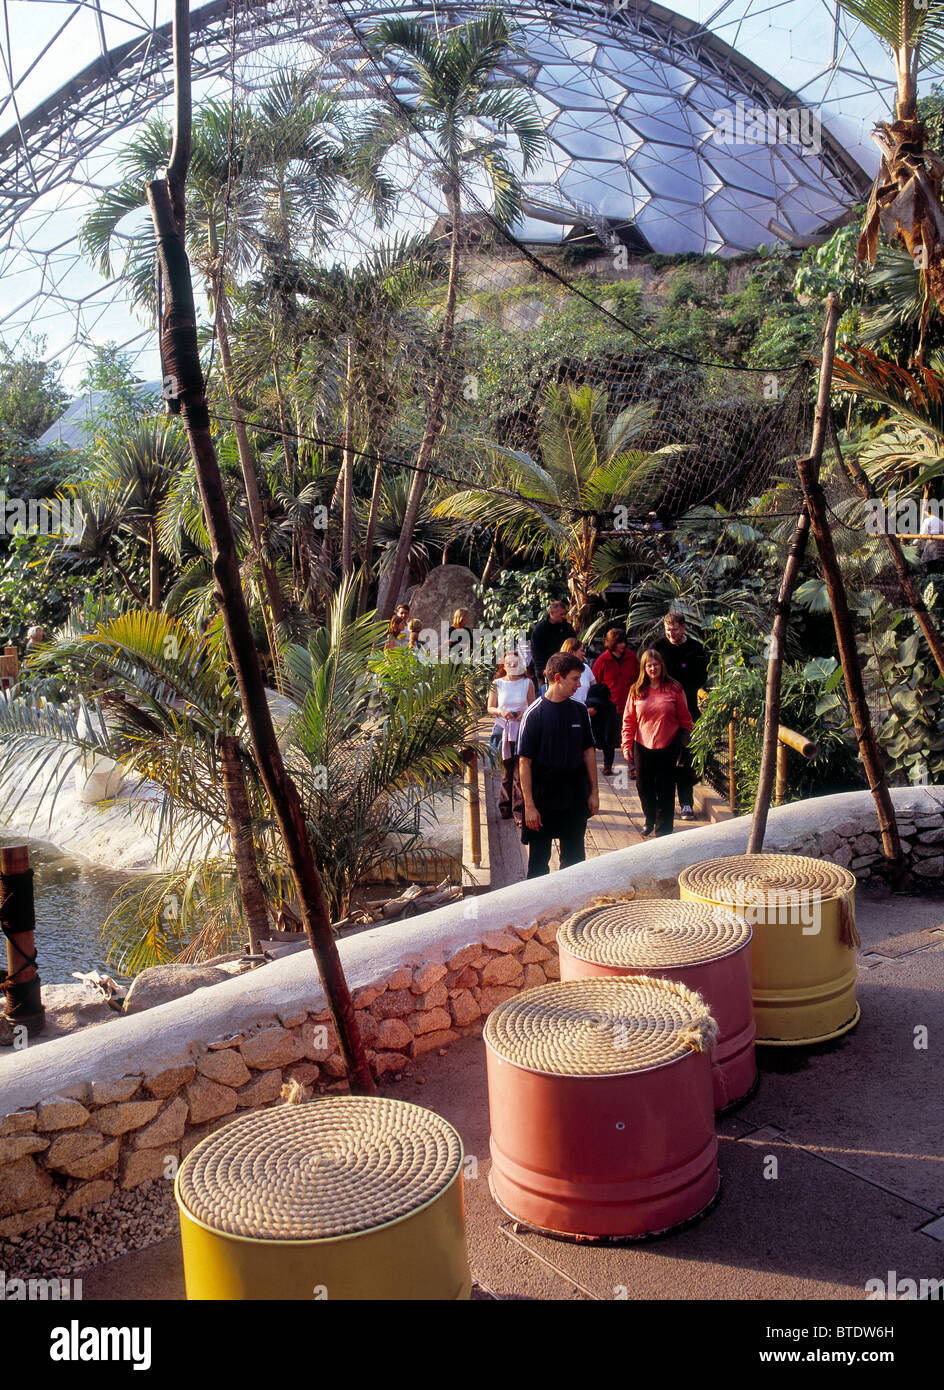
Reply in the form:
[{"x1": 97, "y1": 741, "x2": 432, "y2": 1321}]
[
  {"x1": 0, "y1": 918, "x2": 566, "y2": 1245},
  {"x1": 0, "y1": 786, "x2": 940, "y2": 1261},
  {"x1": 790, "y1": 810, "x2": 943, "y2": 883}
]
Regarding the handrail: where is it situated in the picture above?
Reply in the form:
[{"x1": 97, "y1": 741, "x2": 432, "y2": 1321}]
[{"x1": 724, "y1": 712, "x2": 819, "y2": 810}]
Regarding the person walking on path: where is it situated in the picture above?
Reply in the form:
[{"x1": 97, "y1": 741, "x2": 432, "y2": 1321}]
[
  {"x1": 528, "y1": 599, "x2": 576, "y2": 691},
  {"x1": 591, "y1": 628, "x2": 639, "y2": 775},
  {"x1": 586, "y1": 680, "x2": 620, "y2": 776},
  {"x1": 518, "y1": 651, "x2": 599, "y2": 877},
  {"x1": 560, "y1": 636, "x2": 593, "y2": 703},
  {"x1": 652, "y1": 612, "x2": 708, "y2": 820},
  {"x1": 487, "y1": 650, "x2": 534, "y2": 824},
  {"x1": 591, "y1": 628, "x2": 639, "y2": 714},
  {"x1": 621, "y1": 647, "x2": 693, "y2": 838}
]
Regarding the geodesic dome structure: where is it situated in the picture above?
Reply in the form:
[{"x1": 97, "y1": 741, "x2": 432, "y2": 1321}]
[{"x1": 0, "y1": 0, "x2": 910, "y2": 382}]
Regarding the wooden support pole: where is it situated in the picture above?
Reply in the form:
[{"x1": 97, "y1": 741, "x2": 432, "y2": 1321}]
[
  {"x1": 749, "y1": 293, "x2": 839, "y2": 852},
  {"x1": 796, "y1": 455, "x2": 903, "y2": 873},
  {"x1": 0, "y1": 845, "x2": 44, "y2": 1035}
]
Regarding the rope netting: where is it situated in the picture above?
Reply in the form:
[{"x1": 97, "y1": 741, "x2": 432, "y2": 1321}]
[{"x1": 82, "y1": 0, "x2": 827, "y2": 544}]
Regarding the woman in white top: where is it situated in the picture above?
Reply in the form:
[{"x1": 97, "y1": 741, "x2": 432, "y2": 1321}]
[
  {"x1": 561, "y1": 637, "x2": 593, "y2": 704},
  {"x1": 487, "y1": 650, "x2": 535, "y2": 824}
]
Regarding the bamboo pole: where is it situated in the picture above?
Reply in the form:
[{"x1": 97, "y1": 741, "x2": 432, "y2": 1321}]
[
  {"x1": 149, "y1": 1, "x2": 373, "y2": 1093},
  {"x1": 728, "y1": 717, "x2": 737, "y2": 813},
  {"x1": 465, "y1": 752, "x2": 482, "y2": 868},
  {"x1": 796, "y1": 454, "x2": 903, "y2": 873},
  {"x1": 748, "y1": 296, "x2": 840, "y2": 851},
  {"x1": 830, "y1": 420, "x2": 944, "y2": 685},
  {"x1": 775, "y1": 742, "x2": 789, "y2": 806}
]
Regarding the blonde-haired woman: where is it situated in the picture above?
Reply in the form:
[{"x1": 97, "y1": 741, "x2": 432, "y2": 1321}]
[
  {"x1": 447, "y1": 608, "x2": 473, "y2": 664},
  {"x1": 621, "y1": 647, "x2": 693, "y2": 837}
]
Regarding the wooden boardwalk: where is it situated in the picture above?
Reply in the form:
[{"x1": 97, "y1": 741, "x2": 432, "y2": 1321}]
[{"x1": 485, "y1": 746, "x2": 720, "y2": 887}]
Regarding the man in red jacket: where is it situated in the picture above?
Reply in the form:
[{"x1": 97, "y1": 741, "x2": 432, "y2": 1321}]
[{"x1": 591, "y1": 628, "x2": 639, "y2": 774}]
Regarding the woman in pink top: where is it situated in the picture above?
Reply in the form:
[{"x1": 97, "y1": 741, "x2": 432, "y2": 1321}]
[{"x1": 621, "y1": 648, "x2": 693, "y2": 838}]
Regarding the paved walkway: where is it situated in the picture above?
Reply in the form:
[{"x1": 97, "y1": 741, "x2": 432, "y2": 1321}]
[
  {"x1": 486, "y1": 746, "x2": 720, "y2": 886},
  {"x1": 81, "y1": 885, "x2": 944, "y2": 1301}
]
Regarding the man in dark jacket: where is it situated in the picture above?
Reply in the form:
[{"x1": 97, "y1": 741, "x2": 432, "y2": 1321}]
[
  {"x1": 653, "y1": 611, "x2": 709, "y2": 820},
  {"x1": 528, "y1": 600, "x2": 576, "y2": 690}
]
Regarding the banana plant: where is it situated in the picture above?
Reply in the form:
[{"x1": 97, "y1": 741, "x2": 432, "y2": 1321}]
[{"x1": 839, "y1": 0, "x2": 944, "y2": 344}]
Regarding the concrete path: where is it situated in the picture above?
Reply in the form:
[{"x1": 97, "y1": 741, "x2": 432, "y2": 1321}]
[{"x1": 80, "y1": 883, "x2": 944, "y2": 1301}]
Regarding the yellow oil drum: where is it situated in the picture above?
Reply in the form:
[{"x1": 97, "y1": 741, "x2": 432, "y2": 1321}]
[
  {"x1": 678, "y1": 854, "x2": 859, "y2": 1046},
  {"x1": 175, "y1": 1096, "x2": 470, "y2": 1300}
]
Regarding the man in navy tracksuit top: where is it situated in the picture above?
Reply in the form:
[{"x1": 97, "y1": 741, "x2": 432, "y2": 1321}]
[{"x1": 517, "y1": 651, "x2": 599, "y2": 878}]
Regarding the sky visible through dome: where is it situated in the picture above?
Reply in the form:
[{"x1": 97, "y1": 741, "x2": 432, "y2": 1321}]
[{"x1": 0, "y1": 1, "x2": 924, "y2": 387}]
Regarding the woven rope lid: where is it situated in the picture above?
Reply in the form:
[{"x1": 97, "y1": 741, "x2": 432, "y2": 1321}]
[
  {"x1": 558, "y1": 900, "x2": 751, "y2": 968},
  {"x1": 483, "y1": 977, "x2": 718, "y2": 1077},
  {"x1": 176, "y1": 1097, "x2": 463, "y2": 1241},
  {"x1": 678, "y1": 854, "x2": 855, "y2": 904}
]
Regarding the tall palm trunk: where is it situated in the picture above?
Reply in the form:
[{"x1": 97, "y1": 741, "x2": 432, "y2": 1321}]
[
  {"x1": 378, "y1": 182, "x2": 461, "y2": 618},
  {"x1": 357, "y1": 446, "x2": 384, "y2": 618},
  {"x1": 209, "y1": 265, "x2": 287, "y2": 639},
  {"x1": 219, "y1": 734, "x2": 269, "y2": 954},
  {"x1": 148, "y1": 520, "x2": 161, "y2": 610},
  {"x1": 341, "y1": 337, "x2": 355, "y2": 580}
]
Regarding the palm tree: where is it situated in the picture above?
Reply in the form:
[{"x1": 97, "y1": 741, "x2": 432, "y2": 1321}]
[
  {"x1": 276, "y1": 237, "x2": 443, "y2": 601},
  {"x1": 81, "y1": 77, "x2": 391, "y2": 643},
  {"x1": 840, "y1": 1, "x2": 944, "y2": 329},
  {"x1": 280, "y1": 583, "x2": 486, "y2": 917},
  {"x1": 364, "y1": 8, "x2": 546, "y2": 616},
  {"x1": 95, "y1": 420, "x2": 190, "y2": 609},
  {"x1": 433, "y1": 383, "x2": 680, "y2": 628}
]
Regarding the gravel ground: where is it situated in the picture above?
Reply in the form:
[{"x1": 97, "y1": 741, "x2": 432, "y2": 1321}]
[{"x1": 0, "y1": 1180, "x2": 178, "y2": 1280}]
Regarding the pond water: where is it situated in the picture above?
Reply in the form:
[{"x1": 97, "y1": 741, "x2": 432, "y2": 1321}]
[{"x1": 0, "y1": 835, "x2": 134, "y2": 985}]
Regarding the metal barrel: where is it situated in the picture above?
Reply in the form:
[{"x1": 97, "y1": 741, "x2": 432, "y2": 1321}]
[
  {"x1": 557, "y1": 900, "x2": 756, "y2": 1110},
  {"x1": 678, "y1": 853, "x2": 859, "y2": 1046},
  {"x1": 484, "y1": 977, "x2": 719, "y2": 1240},
  {"x1": 175, "y1": 1097, "x2": 470, "y2": 1300}
]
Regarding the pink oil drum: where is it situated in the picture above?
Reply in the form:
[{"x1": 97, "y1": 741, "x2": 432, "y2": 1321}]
[
  {"x1": 557, "y1": 901, "x2": 756, "y2": 1112},
  {"x1": 484, "y1": 977, "x2": 719, "y2": 1240}
]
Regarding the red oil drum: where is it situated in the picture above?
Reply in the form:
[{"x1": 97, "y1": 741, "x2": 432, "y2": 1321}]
[
  {"x1": 484, "y1": 977, "x2": 719, "y2": 1240},
  {"x1": 557, "y1": 901, "x2": 756, "y2": 1112}
]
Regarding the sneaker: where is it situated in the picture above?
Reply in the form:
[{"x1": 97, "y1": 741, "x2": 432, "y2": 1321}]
[{"x1": 679, "y1": 805, "x2": 695, "y2": 820}]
